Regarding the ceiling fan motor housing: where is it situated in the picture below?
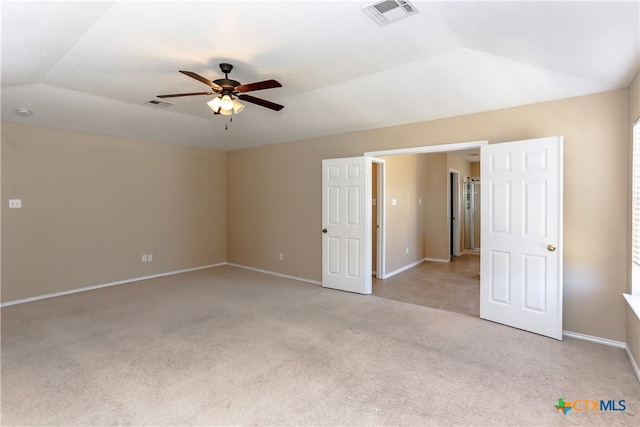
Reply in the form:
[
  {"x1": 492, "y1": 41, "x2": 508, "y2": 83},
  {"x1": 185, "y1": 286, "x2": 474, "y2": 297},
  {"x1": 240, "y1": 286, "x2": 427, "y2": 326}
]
[
  {"x1": 214, "y1": 78, "x2": 241, "y2": 90},
  {"x1": 216, "y1": 63, "x2": 240, "y2": 92}
]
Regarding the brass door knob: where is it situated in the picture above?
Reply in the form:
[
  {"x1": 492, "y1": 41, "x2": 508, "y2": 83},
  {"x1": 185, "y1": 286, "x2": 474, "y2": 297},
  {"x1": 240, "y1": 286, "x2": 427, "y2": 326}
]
[
  {"x1": 322, "y1": 228, "x2": 328, "y2": 233},
  {"x1": 547, "y1": 244, "x2": 556, "y2": 252}
]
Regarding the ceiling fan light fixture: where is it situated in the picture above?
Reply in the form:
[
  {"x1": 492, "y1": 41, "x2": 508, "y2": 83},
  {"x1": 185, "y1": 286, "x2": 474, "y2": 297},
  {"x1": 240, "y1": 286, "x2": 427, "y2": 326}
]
[
  {"x1": 207, "y1": 96, "x2": 222, "y2": 112},
  {"x1": 218, "y1": 107, "x2": 233, "y2": 116},
  {"x1": 232, "y1": 98, "x2": 245, "y2": 114},
  {"x1": 220, "y1": 94, "x2": 233, "y2": 111}
]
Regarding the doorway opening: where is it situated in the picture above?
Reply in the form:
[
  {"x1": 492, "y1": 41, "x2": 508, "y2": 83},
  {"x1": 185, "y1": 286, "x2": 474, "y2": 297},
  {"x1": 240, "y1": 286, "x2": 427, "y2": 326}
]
[
  {"x1": 366, "y1": 141, "x2": 485, "y2": 316},
  {"x1": 371, "y1": 159, "x2": 386, "y2": 279},
  {"x1": 449, "y1": 170, "x2": 461, "y2": 257},
  {"x1": 323, "y1": 137, "x2": 563, "y2": 338}
]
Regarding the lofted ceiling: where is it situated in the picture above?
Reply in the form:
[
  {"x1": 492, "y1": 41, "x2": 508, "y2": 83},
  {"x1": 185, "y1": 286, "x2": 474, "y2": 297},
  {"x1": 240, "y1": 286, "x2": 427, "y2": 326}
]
[{"x1": 1, "y1": 1, "x2": 638, "y2": 151}]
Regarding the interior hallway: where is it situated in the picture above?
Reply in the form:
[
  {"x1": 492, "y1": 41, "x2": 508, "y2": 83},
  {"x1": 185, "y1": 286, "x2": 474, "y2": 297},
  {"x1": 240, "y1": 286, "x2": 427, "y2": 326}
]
[{"x1": 372, "y1": 254, "x2": 480, "y2": 317}]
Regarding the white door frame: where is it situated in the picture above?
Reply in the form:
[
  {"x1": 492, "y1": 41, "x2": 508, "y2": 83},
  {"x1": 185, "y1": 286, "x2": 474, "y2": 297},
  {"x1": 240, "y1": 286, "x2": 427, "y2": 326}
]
[
  {"x1": 449, "y1": 169, "x2": 461, "y2": 257},
  {"x1": 372, "y1": 158, "x2": 386, "y2": 279},
  {"x1": 365, "y1": 141, "x2": 488, "y2": 279},
  {"x1": 365, "y1": 141, "x2": 488, "y2": 158},
  {"x1": 469, "y1": 180, "x2": 479, "y2": 249}
]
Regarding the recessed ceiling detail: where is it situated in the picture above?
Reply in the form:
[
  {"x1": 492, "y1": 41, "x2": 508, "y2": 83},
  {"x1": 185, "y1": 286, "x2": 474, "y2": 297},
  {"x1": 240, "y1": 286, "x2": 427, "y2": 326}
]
[
  {"x1": 362, "y1": 0, "x2": 419, "y2": 26},
  {"x1": 1, "y1": 1, "x2": 637, "y2": 151}
]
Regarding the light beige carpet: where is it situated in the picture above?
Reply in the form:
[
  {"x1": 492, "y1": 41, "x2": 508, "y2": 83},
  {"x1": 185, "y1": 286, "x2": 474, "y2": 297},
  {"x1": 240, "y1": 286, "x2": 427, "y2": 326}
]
[{"x1": 1, "y1": 266, "x2": 639, "y2": 426}]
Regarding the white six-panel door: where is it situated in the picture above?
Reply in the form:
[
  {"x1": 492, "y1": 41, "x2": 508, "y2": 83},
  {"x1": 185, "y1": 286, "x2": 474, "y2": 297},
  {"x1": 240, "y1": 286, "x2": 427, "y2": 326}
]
[
  {"x1": 480, "y1": 136, "x2": 563, "y2": 339},
  {"x1": 322, "y1": 157, "x2": 372, "y2": 294}
]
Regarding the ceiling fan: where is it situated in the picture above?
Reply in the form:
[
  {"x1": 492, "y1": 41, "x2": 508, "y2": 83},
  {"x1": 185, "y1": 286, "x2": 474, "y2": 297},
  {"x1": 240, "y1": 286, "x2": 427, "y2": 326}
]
[{"x1": 157, "y1": 63, "x2": 283, "y2": 115}]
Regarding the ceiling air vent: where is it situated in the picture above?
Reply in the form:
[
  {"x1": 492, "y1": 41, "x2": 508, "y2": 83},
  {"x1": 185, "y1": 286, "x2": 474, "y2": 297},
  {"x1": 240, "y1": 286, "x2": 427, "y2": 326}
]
[
  {"x1": 146, "y1": 99, "x2": 173, "y2": 108},
  {"x1": 362, "y1": 0, "x2": 419, "y2": 26}
]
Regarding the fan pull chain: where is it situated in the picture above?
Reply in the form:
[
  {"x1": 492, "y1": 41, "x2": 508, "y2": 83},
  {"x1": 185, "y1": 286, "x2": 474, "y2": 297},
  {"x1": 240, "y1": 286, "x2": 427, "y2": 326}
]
[{"x1": 225, "y1": 116, "x2": 233, "y2": 131}]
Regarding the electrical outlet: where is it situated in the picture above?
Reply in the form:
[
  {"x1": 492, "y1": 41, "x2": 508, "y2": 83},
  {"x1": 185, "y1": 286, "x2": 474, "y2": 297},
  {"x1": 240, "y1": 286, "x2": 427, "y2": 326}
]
[
  {"x1": 9, "y1": 199, "x2": 22, "y2": 209},
  {"x1": 405, "y1": 247, "x2": 409, "y2": 254},
  {"x1": 142, "y1": 255, "x2": 147, "y2": 262},
  {"x1": 147, "y1": 254, "x2": 152, "y2": 262},
  {"x1": 279, "y1": 253, "x2": 284, "y2": 261}
]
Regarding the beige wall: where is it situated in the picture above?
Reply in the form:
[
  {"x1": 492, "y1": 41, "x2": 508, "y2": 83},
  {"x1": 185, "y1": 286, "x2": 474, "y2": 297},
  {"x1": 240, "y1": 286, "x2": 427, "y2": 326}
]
[
  {"x1": 1, "y1": 123, "x2": 227, "y2": 302},
  {"x1": 1, "y1": 87, "x2": 634, "y2": 344},
  {"x1": 378, "y1": 152, "x2": 472, "y2": 268},
  {"x1": 381, "y1": 155, "x2": 427, "y2": 273},
  {"x1": 423, "y1": 153, "x2": 449, "y2": 260},
  {"x1": 227, "y1": 89, "x2": 629, "y2": 341},
  {"x1": 470, "y1": 162, "x2": 480, "y2": 177}
]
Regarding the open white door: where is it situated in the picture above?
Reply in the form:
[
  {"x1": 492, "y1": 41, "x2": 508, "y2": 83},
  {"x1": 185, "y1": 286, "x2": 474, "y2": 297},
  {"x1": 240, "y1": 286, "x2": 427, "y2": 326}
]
[
  {"x1": 480, "y1": 136, "x2": 563, "y2": 339},
  {"x1": 322, "y1": 157, "x2": 372, "y2": 294}
]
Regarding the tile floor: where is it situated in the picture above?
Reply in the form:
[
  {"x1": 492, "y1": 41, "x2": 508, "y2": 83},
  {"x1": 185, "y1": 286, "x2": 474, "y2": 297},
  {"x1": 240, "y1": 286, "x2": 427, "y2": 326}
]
[{"x1": 372, "y1": 254, "x2": 480, "y2": 317}]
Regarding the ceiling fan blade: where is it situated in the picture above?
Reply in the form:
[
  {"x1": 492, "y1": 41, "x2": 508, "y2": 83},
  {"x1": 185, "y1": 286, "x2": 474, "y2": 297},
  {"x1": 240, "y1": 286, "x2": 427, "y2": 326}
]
[
  {"x1": 157, "y1": 91, "x2": 214, "y2": 98},
  {"x1": 179, "y1": 70, "x2": 223, "y2": 90},
  {"x1": 238, "y1": 94, "x2": 284, "y2": 111},
  {"x1": 236, "y1": 79, "x2": 282, "y2": 93}
]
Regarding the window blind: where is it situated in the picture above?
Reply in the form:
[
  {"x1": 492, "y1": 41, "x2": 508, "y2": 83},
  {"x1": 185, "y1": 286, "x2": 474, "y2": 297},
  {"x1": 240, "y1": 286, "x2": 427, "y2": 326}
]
[{"x1": 633, "y1": 121, "x2": 640, "y2": 266}]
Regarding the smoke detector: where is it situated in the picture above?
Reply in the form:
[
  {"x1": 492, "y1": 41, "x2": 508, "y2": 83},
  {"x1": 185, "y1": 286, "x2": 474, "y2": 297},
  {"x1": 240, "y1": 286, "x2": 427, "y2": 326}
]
[{"x1": 362, "y1": 0, "x2": 419, "y2": 26}]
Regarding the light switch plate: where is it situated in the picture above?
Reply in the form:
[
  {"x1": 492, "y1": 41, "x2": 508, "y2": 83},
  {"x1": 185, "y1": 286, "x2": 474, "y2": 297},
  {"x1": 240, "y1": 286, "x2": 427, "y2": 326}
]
[{"x1": 9, "y1": 199, "x2": 22, "y2": 209}]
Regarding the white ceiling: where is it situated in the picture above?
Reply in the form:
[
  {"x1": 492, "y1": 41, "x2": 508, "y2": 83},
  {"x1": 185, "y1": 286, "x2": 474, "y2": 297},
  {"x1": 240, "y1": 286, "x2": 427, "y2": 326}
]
[{"x1": 2, "y1": 1, "x2": 638, "y2": 151}]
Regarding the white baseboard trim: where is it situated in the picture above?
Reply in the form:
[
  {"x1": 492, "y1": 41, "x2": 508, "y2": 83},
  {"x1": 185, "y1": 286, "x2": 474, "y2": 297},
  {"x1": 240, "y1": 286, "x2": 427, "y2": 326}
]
[
  {"x1": 562, "y1": 330, "x2": 625, "y2": 348},
  {"x1": 0, "y1": 263, "x2": 226, "y2": 307},
  {"x1": 385, "y1": 258, "x2": 428, "y2": 279},
  {"x1": 624, "y1": 345, "x2": 640, "y2": 382},
  {"x1": 383, "y1": 257, "x2": 451, "y2": 279},
  {"x1": 424, "y1": 257, "x2": 450, "y2": 263},
  {"x1": 227, "y1": 263, "x2": 322, "y2": 286},
  {"x1": 563, "y1": 330, "x2": 639, "y2": 382}
]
